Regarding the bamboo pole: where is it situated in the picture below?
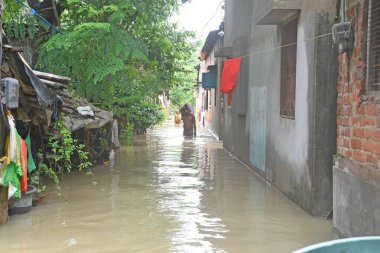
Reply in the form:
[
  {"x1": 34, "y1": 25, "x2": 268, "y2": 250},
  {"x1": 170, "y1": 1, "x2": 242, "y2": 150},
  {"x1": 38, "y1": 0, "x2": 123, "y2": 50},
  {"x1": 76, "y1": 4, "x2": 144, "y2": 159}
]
[
  {"x1": 0, "y1": 0, "x2": 9, "y2": 225},
  {"x1": 33, "y1": 70, "x2": 71, "y2": 84}
]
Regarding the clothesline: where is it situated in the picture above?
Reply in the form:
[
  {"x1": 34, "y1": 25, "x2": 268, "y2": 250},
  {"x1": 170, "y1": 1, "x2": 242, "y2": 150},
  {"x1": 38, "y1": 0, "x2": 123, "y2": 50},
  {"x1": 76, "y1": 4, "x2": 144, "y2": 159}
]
[{"x1": 236, "y1": 32, "x2": 333, "y2": 59}]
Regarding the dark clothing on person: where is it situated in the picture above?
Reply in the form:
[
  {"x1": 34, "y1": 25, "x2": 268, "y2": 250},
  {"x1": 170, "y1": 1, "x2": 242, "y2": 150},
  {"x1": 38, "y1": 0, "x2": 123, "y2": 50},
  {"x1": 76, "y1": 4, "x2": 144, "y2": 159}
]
[
  {"x1": 182, "y1": 114, "x2": 196, "y2": 137},
  {"x1": 180, "y1": 103, "x2": 196, "y2": 137}
]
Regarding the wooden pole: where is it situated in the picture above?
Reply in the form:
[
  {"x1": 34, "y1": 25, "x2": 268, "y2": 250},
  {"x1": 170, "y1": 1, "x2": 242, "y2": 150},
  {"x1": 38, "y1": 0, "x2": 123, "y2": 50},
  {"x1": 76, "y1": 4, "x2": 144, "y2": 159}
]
[
  {"x1": 0, "y1": 0, "x2": 9, "y2": 225},
  {"x1": 0, "y1": 186, "x2": 8, "y2": 224}
]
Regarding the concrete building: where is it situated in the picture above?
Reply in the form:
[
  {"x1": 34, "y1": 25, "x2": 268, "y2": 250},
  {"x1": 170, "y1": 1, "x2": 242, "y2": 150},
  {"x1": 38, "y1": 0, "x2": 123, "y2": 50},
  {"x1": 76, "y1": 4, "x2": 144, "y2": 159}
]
[
  {"x1": 197, "y1": 28, "x2": 224, "y2": 140},
  {"x1": 221, "y1": 0, "x2": 338, "y2": 216},
  {"x1": 333, "y1": 0, "x2": 380, "y2": 237}
]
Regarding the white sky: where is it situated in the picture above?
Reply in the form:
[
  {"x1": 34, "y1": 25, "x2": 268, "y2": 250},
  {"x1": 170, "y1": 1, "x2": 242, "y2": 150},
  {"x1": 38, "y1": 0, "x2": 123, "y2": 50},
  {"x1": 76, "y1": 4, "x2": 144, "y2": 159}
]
[{"x1": 171, "y1": 0, "x2": 224, "y2": 39}]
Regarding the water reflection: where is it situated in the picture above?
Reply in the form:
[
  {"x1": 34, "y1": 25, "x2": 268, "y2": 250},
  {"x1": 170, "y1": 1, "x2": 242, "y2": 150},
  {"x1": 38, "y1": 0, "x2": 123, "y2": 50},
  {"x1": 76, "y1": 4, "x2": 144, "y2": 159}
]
[
  {"x1": 153, "y1": 129, "x2": 227, "y2": 253},
  {"x1": 0, "y1": 122, "x2": 332, "y2": 253}
]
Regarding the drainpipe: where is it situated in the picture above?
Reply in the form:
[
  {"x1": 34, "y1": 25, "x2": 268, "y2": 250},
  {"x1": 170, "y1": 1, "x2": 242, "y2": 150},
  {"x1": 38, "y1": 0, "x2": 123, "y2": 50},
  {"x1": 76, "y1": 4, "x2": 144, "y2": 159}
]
[{"x1": 342, "y1": 0, "x2": 346, "y2": 22}]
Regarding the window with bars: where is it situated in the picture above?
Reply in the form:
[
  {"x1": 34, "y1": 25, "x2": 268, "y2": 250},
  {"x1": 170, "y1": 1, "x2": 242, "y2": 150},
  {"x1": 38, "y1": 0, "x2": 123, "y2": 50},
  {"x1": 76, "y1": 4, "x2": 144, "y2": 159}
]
[
  {"x1": 280, "y1": 16, "x2": 298, "y2": 119},
  {"x1": 368, "y1": 0, "x2": 380, "y2": 91}
]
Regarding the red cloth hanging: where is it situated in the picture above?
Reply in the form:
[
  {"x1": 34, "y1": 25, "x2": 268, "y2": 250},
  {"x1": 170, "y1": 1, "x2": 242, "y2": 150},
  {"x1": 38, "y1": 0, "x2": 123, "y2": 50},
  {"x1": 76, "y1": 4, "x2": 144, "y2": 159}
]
[
  {"x1": 220, "y1": 57, "x2": 242, "y2": 93},
  {"x1": 19, "y1": 137, "x2": 28, "y2": 193}
]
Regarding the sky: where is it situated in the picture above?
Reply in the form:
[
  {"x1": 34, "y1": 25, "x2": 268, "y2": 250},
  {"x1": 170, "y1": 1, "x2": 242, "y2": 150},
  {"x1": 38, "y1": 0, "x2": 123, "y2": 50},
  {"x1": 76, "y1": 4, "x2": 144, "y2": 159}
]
[{"x1": 170, "y1": 0, "x2": 224, "y2": 39}]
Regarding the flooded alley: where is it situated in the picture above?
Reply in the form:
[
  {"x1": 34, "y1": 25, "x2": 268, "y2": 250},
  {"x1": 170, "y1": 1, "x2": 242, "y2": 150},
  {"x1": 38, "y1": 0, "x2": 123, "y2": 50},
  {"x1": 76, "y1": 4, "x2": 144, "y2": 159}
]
[{"x1": 0, "y1": 123, "x2": 332, "y2": 253}]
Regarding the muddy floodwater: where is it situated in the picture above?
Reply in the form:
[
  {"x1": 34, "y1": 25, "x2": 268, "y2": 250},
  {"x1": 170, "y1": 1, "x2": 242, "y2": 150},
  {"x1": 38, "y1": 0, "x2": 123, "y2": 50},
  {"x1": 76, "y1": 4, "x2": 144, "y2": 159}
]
[{"x1": 0, "y1": 123, "x2": 333, "y2": 253}]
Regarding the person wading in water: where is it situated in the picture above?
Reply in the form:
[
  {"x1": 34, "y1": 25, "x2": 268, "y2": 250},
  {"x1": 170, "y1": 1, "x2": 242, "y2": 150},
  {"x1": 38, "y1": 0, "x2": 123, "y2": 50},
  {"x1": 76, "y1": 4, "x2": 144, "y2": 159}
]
[
  {"x1": 174, "y1": 111, "x2": 182, "y2": 124},
  {"x1": 180, "y1": 103, "x2": 196, "y2": 137}
]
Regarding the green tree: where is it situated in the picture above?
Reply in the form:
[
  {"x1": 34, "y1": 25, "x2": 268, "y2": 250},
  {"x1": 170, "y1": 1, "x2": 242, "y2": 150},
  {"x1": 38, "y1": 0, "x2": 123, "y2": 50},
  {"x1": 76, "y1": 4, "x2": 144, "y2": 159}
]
[{"x1": 5, "y1": 0, "x2": 197, "y2": 133}]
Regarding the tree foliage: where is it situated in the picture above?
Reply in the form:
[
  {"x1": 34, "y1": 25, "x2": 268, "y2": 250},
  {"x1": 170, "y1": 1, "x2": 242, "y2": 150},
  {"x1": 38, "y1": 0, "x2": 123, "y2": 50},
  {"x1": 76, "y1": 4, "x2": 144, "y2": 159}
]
[
  {"x1": 4, "y1": 0, "x2": 198, "y2": 133},
  {"x1": 3, "y1": 0, "x2": 49, "y2": 40}
]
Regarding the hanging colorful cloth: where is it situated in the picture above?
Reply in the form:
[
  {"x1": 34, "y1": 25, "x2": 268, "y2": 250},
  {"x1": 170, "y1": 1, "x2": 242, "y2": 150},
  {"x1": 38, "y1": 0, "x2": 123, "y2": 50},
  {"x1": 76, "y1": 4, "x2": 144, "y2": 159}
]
[
  {"x1": 7, "y1": 113, "x2": 18, "y2": 164},
  {"x1": 25, "y1": 134, "x2": 37, "y2": 173},
  {"x1": 220, "y1": 57, "x2": 242, "y2": 94},
  {"x1": 1, "y1": 136, "x2": 23, "y2": 199},
  {"x1": 19, "y1": 137, "x2": 28, "y2": 194}
]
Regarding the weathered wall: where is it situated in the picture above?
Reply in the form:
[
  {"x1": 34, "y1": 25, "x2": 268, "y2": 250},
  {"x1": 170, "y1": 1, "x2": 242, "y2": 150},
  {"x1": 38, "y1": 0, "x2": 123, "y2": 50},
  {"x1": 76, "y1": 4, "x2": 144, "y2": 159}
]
[
  {"x1": 200, "y1": 42, "x2": 222, "y2": 139},
  {"x1": 334, "y1": 0, "x2": 380, "y2": 237},
  {"x1": 224, "y1": 0, "x2": 337, "y2": 216},
  {"x1": 223, "y1": 0, "x2": 252, "y2": 166},
  {"x1": 334, "y1": 157, "x2": 380, "y2": 237},
  {"x1": 208, "y1": 44, "x2": 221, "y2": 139}
]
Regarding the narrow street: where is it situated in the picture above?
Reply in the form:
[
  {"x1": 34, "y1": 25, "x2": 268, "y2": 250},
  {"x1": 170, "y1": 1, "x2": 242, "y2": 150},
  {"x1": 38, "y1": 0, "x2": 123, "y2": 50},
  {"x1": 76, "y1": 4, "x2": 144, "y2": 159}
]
[{"x1": 0, "y1": 123, "x2": 332, "y2": 253}]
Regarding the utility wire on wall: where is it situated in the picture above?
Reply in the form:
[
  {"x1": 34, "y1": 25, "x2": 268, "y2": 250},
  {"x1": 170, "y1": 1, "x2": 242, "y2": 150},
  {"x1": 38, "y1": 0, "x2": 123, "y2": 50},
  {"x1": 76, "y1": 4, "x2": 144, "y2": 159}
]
[{"x1": 235, "y1": 32, "x2": 333, "y2": 60}]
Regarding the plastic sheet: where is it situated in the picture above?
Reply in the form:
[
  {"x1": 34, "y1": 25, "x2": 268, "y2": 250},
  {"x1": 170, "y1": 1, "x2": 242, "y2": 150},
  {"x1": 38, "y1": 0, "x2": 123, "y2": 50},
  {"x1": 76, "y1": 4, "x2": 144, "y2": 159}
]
[{"x1": 8, "y1": 52, "x2": 56, "y2": 106}]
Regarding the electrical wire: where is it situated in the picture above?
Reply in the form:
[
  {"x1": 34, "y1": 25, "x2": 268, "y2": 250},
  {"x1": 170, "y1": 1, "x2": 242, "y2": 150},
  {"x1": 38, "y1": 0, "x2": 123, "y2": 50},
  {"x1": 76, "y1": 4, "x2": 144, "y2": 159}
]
[
  {"x1": 198, "y1": 1, "x2": 225, "y2": 34},
  {"x1": 17, "y1": 0, "x2": 63, "y2": 34},
  {"x1": 236, "y1": 32, "x2": 333, "y2": 60}
]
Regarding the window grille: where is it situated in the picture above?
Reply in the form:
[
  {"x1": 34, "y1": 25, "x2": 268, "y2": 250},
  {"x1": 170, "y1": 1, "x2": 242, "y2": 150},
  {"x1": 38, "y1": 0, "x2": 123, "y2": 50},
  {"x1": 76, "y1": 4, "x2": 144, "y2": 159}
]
[
  {"x1": 368, "y1": 0, "x2": 380, "y2": 91},
  {"x1": 280, "y1": 16, "x2": 298, "y2": 118}
]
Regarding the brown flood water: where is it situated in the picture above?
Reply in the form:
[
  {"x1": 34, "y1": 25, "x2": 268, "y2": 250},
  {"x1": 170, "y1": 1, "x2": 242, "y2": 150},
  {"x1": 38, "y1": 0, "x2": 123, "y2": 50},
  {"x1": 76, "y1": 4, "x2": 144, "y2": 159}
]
[{"x1": 0, "y1": 123, "x2": 333, "y2": 253}]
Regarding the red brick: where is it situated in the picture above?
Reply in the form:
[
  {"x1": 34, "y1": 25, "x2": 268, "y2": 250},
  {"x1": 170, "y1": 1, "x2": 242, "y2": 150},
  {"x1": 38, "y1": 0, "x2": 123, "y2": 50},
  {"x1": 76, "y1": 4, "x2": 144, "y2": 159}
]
[
  {"x1": 364, "y1": 128, "x2": 371, "y2": 139},
  {"x1": 337, "y1": 146, "x2": 343, "y2": 155},
  {"x1": 337, "y1": 137, "x2": 344, "y2": 146},
  {"x1": 351, "y1": 138, "x2": 362, "y2": 149},
  {"x1": 366, "y1": 153, "x2": 378, "y2": 164},
  {"x1": 338, "y1": 126, "x2": 345, "y2": 136},
  {"x1": 371, "y1": 129, "x2": 380, "y2": 142},
  {"x1": 355, "y1": 47, "x2": 361, "y2": 58},
  {"x1": 337, "y1": 116, "x2": 343, "y2": 125},
  {"x1": 363, "y1": 140, "x2": 380, "y2": 155},
  {"x1": 353, "y1": 150, "x2": 366, "y2": 162},
  {"x1": 351, "y1": 72, "x2": 357, "y2": 82},
  {"x1": 359, "y1": 10, "x2": 366, "y2": 30},
  {"x1": 337, "y1": 96, "x2": 343, "y2": 105},
  {"x1": 343, "y1": 117, "x2": 350, "y2": 127},
  {"x1": 356, "y1": 106, "x2": 365, "y2": 115},
  {"x1": 343, "y1": 94, "x2": 350, "y2": 105},
  {"x1": 365, "y1": 104, "x2": 378, "y2": 116},
  {"x1": 361, "y1": 117, "x2": 376, "y2": 127},
  {"x1": 338, "y1": 54, "x2": 344, "y2": 62},
  {"x1": 357, "y1": 60, "x2": 365, "y2": 68},
  {"x1": 343, "y1": 137, "x2": 350, "y2": 148},
  {"x1": 344, "y1": 149, "x2": 352, "y2": 158},
  {"x1": 344, "y1": 127, "x2": 351, "y2": 137},
  {"x1": 337, "y1": 127, "x2": 342, "y2": 136},
  {"x1": 337, "y1": 83, "x2": 342, "y2": 93},
  {"x1": 355, "y1": 41, "x2": 363, "y2": 57},
  {"x1": 344, "y1": 83, "x2": 350, "y2": 93},
  {"x1": 344, "y1": 106, "x2": 352, "y2": 116},
  {"x1": 352, "y1": 117, "x2": 361, "y2": 127},
  {"x1": 354, "y1": 92, "x2": 363, "y2": 104},
  {"x1": 337, "y1": 105, "x2": 343, "y2": 116},
  {"x1": 355, "y1": 80, "x2": 364, "y2": 92},
  {"x1": 353, "y1": 127, "x2": 364, "y2": 138}
]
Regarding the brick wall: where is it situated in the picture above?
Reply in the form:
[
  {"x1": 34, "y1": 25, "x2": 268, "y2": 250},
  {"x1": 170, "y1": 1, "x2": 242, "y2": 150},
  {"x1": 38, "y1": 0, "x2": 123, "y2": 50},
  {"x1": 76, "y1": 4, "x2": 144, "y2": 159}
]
[{"x1": 337, "y1": 0, "x2": 380, "y2": 167}]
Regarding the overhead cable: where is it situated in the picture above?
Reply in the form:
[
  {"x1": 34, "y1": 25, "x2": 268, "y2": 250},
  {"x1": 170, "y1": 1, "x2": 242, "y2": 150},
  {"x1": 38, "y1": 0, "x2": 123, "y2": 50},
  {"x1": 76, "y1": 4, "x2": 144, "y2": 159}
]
[
  {"x1": 17, "y1": 0, "x2": 63, "y2": 34},
  {"x1": 238, "y1": 32, "x2": 333, "y2": 59}
]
